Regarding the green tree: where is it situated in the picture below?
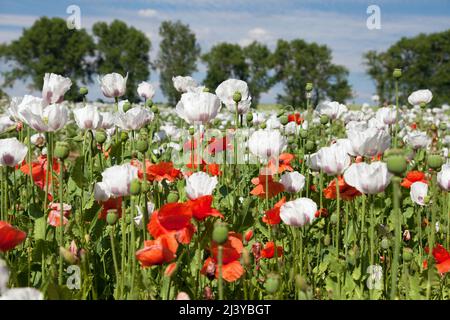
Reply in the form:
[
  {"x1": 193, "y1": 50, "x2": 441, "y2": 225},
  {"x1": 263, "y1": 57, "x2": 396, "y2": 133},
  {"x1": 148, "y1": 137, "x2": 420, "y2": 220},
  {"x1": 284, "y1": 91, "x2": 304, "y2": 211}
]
[
  {"x1": 0, "y1": 17, "x2": 95, "y2": 101},
  {"x1": 202, "y1": 42, "x2": 273, "y2": 106},
  {"x1": 364, "y1": 30, "x2": 450, "y2": 106},
  {"x1": 273, "y1": 39, "x2": 352, "y2": 108},
  {"x1": 155, "y1": 20, "x2": 201, "y2": 106},
  {"x1": 202, "y1": 43, "x2": 249, "y2": 91},
  {"x1": 93, "y1": 20, "x2": 151, "y2": 102}
]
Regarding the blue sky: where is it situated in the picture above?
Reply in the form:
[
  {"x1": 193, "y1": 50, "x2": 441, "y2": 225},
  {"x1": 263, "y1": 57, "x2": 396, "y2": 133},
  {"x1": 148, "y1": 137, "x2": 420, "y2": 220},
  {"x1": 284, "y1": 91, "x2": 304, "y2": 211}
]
[{"x1": 0, "y1": 0, "x2": 449, "y2": 104}]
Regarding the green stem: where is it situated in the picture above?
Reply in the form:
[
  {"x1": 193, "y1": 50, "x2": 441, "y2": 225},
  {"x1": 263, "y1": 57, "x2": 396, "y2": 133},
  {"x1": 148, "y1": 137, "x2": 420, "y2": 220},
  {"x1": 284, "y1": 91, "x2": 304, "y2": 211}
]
[
  {"x1": 58, "y1": 158, "x2": 64, "y2": 285},
  {"x1": 218, "y1": 245, "x2": 224, "y2": 300},
  {"x1": 390, "y1": 178, "x2": 401, "y2": 299}
]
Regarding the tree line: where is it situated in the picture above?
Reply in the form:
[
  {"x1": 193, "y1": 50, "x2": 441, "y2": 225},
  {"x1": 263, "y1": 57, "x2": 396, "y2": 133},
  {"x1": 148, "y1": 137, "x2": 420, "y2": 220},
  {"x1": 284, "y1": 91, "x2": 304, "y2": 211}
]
[{"x1": 0, "y1": 17, "x2": 448, "y2": 107}]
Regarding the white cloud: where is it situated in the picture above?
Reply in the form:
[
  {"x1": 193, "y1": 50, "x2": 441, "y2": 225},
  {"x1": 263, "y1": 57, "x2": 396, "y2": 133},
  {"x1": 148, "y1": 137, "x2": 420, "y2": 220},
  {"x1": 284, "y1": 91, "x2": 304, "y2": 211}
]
[{"x1": 137, "y1": 9, "x2": 158, "y2": 18}]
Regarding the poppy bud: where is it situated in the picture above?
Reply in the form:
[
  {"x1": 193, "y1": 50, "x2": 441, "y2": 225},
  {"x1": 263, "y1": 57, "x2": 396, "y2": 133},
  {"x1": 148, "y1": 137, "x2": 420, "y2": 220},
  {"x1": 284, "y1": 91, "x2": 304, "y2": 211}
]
[
  {"x1": 320, "y1": 115, "x2": 329, "y2": 125},
  {"x1": 151, "y1": 105, "x2": 159, "y2": 114},
  {"x1": 121, "y1": 131, "x2": 129, "y2": 142},
  {"x1": 203, "y1": 286, "x2": 214, "y2": 300},
  {"x1": 205, "y1": 260, "x2": 216, "y2": 281},
  {"x1": 386, "y1": 155, "x2": 407, "y2": 175},
  {"x1": 287, "y1": 136, "x2": 295, "y2": 144},
  {"x1": 381, "y1": 237, "x2": 390, "y2": 249},
  {"x1": 242, "y1": 248, "x2": 251, "y2": 266},
  {"x1": 141, "y1": 181, "x2": 150, "y2": 193},
  {"x1": 136, "y1": 140, "x2": 149, "y2": 153},
  {"x1": 95, "y1": 130, "x2": 107, "y2": 144},
  {"x1": 189, "y1": 127, "x2": 195, "y2": 136},
  {"x1": 106, "y1": 209, "x2": 119, "y2": 225},
  {"x1": 323, "y1": 234, "x2": 331, "y2": 246},
  {"x1": 403, "y1": 230, "x2": 411, "y2": 242},
  {"x1": 212, "y1": 222, "x2": 228, "y2": 244},
  {"x1": 59, "y1": 247, "x2": 78, "y2": 265},
  {"x1": 54, "y1": 142, "x2": 70, "y2": 160},
  {"x1": 260, "y1": 123, "x2": 267, "y2": 129},
  {"x1": 244, "y1": 229, "x2": 254, "y2": 243},
  {"x1": 439, "y1": 122, "x2": 447, "y2": 131},
  {"x1": 145, "y1": 99, "x2": 153, "y2": 108},
  {"x1": 130, "y1": 179, "x2": 141, "y2": 195},
  {"x1": 295, "y1": 274, "x2": 308, "y2": 292},
  {"x1": 420, "y1": 102, "x2": 427, "y2": 109},
  {"x1": 122, "y1": 101, "x2": 132, "y2": 113},
  {"x1": 167, "y1": 192, "x2": 179, "y2": 203},
  {"x1": 299, "y1": 129, "x2": 308, "y2": 139},
  {"x1": 403, "y1": 247, "x2": 413, "y2": 262},
  {"x1": 279, "y1": 115, "x2": 289, "y2": 125},
  {"x1": 203, "y1": 87, "x2": 210, "y2": 93},
  {"x1": 233, "y1": 91, "x2": 242, "y2": 103},
  {"x1": 79, "y1": 87, "x2": 88, "y2": 95},
  {"x1": 427, "y1": 154, "x2": 443, "y2": 170},
  {"x1": 252, "y1": 242, "x2": 262, "y2": 261},
  {"x1": 393, "y1": 68, "x2": 402, "y2": 79},
  {"x1": 265, "y1": 274, "x2": 280, "y2": 294},
  {"x1": 305, "y1": 82, "x2": 313, "y2": 92},
  {"x1": 330, "y1": 213, "x2": 338, "y2": 225},
  {"x1": 246, "y1": 113, "x2": 253, "y2": 123},
  {"x1": 176, "y1": 291, "x2": 190, "y2": 300},
  {"x1": 305, "y1": 140, "x2": 315, "y2": 152}
]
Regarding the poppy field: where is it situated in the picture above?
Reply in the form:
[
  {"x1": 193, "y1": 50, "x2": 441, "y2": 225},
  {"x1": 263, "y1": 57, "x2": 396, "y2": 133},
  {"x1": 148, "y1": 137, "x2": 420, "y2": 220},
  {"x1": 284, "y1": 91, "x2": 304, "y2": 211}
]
[{"x1": 0, "y1": 73, "x2": 449, "y2": 300}]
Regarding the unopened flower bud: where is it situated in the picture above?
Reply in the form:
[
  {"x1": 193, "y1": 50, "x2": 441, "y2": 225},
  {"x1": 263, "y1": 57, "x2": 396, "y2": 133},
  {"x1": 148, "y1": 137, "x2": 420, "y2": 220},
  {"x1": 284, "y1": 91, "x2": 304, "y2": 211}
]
[
  {"x1": 305, "y1": 82, "x2": 313, "y2": 92},
  {"x1": 95, "y1": 130, "x2": 107, "y2": 144},
  {"x1": 381, "y1": 237, "x2": 390, "y2": 249},
  {"x1": 305, "y1": 140, "x2": 315, "y2": 152},
  {"x1": 167, "y1": 192, "x2": 179, "y2": 203},
  {"x1": 122, "y1": 101, "x2": 132, "y2": 113},
  {"x1": 320, "y1": 115, "x2": 329, "y2": 125},
  {"x1": 323, "y1": 234, "x2": 331, "y2": 246},
  {"x1": 79, "y1": 87, "x2": 88, "y2": 95},
  {"x1": 427, "y1": 154, "x2": 443, "y2": 170},
  {"x1": 121, "y1": 131, "x2": 129, "y2": 142},
  {"x1": 393, "y1": 68, "x2": 402, "y2": 79},
  {"x1": 260, "y1": 123, "x2": 267, "y2": 129},
  {"x1": 386, "y1": 155, "x2": 407, "y2": 175},
  {"x1": 54, "y1": 142, "x2": 70, "y2": 160},
  {"x1": 439, "y1": 122, "x2": 447, "y2": 131},
  {"x1": 244, "y1": 229, "x2": 253, "y2": 243},
  {"x1": 59, "y1": 247, "x2": 78, "y2": 264},
  {"x1": 145, "y1": 99, "x2": 153, "y2": 108},
  {"x1": 106, "y1": 209, "x2": 119, "y2": 225},
  {"x1": 189, "y1": 127, "x2": 195, "y2": 136},
  {"x1": 151, "y1": 105, "x2": 159, "y2": 114},
  {"x1": 141, "y1": 181, "x2": 150, "y2": 193},
  {"x1": 403, "y1": 247, "x2": 413, "y2": 262},
  {"x1": 265, "y1": 274, "x2": 280, "y2": 294},
  {"x1": 279, "y1": 115, "x2": 289, "y2": 125},
  {"x1": 246, "y1": 113, "x2": 253, "y2": 123},
  {"x1": 242, "y1": 248, "x2": 251, "y2": 266},
  {"x1": 136, "y1": 140, "x2": 149, "y2": 153},
  {"x1": 299, "y1": 130, "x2": 308, "y2": 139},
  {"x1": 205, "y1": 260, "x2": 216, "y2": 281},
  {"x1": 130, "y1": 179, "x2": 141, "y2": 195}
]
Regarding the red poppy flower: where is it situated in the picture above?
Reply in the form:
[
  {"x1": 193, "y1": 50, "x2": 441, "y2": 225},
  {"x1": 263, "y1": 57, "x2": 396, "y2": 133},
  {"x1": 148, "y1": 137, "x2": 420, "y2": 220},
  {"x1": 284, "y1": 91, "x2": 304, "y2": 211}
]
[
  {"x1": 401, "y1": 171, "x2": 427, "y2": 189},
  {"x1": 99, "y1": 197, "x2": 122, "y2": 220},
  {"x1": 132, "y1": 159, "x2": 181, "y2": 182},
  {"x1": 323, "y1": 176, "x2": 361, "y2": 201},
  {"x1": 187, "y1": 195, "x2": 224, "y2": 221},
  {"x1": 424, "y1": 244, "x2": 450, "y2": 274},
  {"x1": 410, "y1": 122, "x2": 417, "y2": 130},
  {"x1": 266, "y1": 153, "x2": 295, "y2": 174},
  {"x1": 287, "y1": 113, "x2": 304, "y2": 125},
  {"x1": 207, "y1": 135, "x2": 232, "y2": 155},
  {"x1": 19, "y1": 155, "x2": 60, "y2": 200},
  {"x1": 315, "y1": 208, "x2": 329, "y2": 218},
  {"x1": 0, "y1": 221, "x2": 27, "y2": 252},
  {"x1": 204, "y1": 163, "x2": 222, "y2": 176},
  {"x1": 147, "y1": 202, "x2": 195, "y2": 244},
  {"x1": 244, "y1": 229, "x2": 254, "y2": 242},
  {"x1": 262, "y1": 197, "x2": 286, "y2": 225},
  {"x1": 201, "y1": 232, "x2": 244, "y2": 282},
  {"x1": 164, "y1": 262, "x2": 178, "y2": 276},
  {"x1": 261, "y1": 241, "x2": 283, "y2": 259},
  {"x1": 250, "y1": 174, "x2": 284, "y2": 199},
  {"x1": 135, "y1": 234, "x2": 179, "y2": 267}
]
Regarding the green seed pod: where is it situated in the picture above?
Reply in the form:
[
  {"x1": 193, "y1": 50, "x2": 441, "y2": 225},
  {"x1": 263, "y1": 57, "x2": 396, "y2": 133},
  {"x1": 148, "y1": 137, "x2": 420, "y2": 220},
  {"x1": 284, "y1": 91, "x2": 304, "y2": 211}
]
[
  {"x1": 305, "y1": 82, "x2": 313, "y2": 92},
  {"x1": 246, "y1": 113, "x2": 253, "y2": 123},
  {"x1": 287, "y1": 136, "x2": 295, "y2": 144},
  {"x1": 260, "y1": 123, "x2": 267, "y2": 129},
  {"x1": 330, "y1": 213, "x2": 338, "y2": 225},
  {"x1": 95, "y1": 130, "x2": 107, "y2": 144},
  {"x1": 233, "y1": 91, "x2": 242, "y2": 103},
  {"x1": 130, "y1": 179, "x2": 141, "y2": 195},
  {"x1": 305, "y1": 140, "x2": 315, "y2": 153},
  {"x1": 139, "y1": 127, "x2": 148, "y2": 136},
  {"x1": 323, "y1": 234, "x2": 331, "y2": 246},
  {"x1": 121, "y1": 131, "x2": 129, "y2": 142},
  {"x1": 151, "y1": 105, "x2": 159, "y2": 114},
  {"x1": 320, "y1": 115, "x2": 329, "y2": 125},
  {"x1": 212, "y1": 222, "x2": 229, "y2": 244},
  {"x1": 188, "y1": 127, "x2": 195, "y2": 136},
  {"x1": 299, "y1": 130, "x2": 308, "y2": 139},
  {"x1": 265, "y1": 274, "x2": 280, "y2": 294},
  {"x1": 386, "y1": 155, "x2": 407, "y2": 175},
  {"x1": 79, "y1": 87, "x2": 88, "y2": 96},
  {"x1": 167, "y1": 192, "x2": 179, "y2": 203},
  {"x1": 141, "y1": 181, "x2": 150, "y2": 193},
  {"x1": 203, "y1": 87, "x2": 210, "y2": 93},
  {"x1": 122, "y1": 101, "x2": 132, "y2": 113},
  {"x1": 145, "y1": 99, "x2": 153, "y2": 108},
  {"x1": 427, "y1": 154, "x2": 443, "y2": 170},
  {"x1": 402, "y1": 247, "x2": 413, "y2": 262},
  {"x1": 381, "y1": 237, "x2": 390, "y2": 249},
  {"x1": 420, "y1": 102, "x2": 427, "y2": 109},
  {"x1": 106, "y1": 210, "x2": 119, "y2": 226},
  {"x1": 393, "y1": 68, "x2": 402, "y2": 79},
  {"x1": 54, "y1": 142, "x2": 70, "y2": 160},
  {"x1": 136, "y1": 140, "x2": 149, "y2": 153},
  {"x1": 279, "y1": 115, "x2": 289, "y2": 125}
]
